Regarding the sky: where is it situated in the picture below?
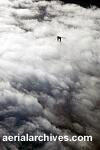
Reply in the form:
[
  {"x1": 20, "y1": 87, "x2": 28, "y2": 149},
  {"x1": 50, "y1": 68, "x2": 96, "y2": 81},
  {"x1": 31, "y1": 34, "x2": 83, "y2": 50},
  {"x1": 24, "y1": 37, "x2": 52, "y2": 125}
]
[
  {"x1": 0, "y1": 0, "x2": 100, "y2": 150},
  {"x1": 60, "y1": 0, "x2": 100, "y2": 8}
]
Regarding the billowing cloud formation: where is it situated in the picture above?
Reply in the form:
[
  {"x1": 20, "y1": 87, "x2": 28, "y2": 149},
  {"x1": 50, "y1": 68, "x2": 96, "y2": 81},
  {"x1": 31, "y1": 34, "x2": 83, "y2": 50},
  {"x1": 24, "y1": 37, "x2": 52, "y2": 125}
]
[{"x1": 0, "y1": 0, "x2": 100, "y2": 150}]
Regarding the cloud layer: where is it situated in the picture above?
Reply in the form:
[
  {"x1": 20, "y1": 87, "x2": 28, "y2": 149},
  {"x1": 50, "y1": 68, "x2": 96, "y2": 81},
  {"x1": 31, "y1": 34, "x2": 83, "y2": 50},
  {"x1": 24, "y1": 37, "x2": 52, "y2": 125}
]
[{"x1": 0, "y1": 0, "x2": 100, "y2": 150}]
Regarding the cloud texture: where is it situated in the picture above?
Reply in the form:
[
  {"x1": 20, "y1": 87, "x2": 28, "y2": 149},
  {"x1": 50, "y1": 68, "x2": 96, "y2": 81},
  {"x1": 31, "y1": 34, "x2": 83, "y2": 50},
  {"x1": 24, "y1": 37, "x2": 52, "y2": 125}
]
[{"x1": 0, "y1": 0, "x2": 100, "y2": 149}]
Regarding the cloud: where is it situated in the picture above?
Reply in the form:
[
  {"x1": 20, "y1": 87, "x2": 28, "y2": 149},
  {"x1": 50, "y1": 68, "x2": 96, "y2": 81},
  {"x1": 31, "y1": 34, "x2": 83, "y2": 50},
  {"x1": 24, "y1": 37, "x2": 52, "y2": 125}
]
[{"x1": 0, "y1": 0, "x2": 100, "y2": 149}]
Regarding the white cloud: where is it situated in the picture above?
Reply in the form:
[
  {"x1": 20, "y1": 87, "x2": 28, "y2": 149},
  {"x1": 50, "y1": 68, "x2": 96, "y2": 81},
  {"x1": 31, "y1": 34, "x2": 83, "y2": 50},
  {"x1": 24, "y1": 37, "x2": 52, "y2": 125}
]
[{"x1": 0, "y1": 0, "x2": 100, "y2": 150}]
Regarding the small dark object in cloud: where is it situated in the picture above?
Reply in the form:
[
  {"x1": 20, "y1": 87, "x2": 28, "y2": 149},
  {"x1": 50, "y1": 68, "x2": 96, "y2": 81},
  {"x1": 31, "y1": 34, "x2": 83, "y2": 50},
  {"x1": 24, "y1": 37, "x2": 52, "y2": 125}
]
[
  {"x1": 57, "y1": 36, "x2": 66, "y2": 42},
  {"x1": 57, "y1": 36, "x2": 62, "y2": 42}
]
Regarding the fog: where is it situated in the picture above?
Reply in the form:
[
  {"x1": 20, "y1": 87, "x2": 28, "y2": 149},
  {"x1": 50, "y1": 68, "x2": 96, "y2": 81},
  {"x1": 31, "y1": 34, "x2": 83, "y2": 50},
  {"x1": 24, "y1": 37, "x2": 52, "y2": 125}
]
[{"x1": 0, "y1": 0, "x2": 100, "y2": 150}]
